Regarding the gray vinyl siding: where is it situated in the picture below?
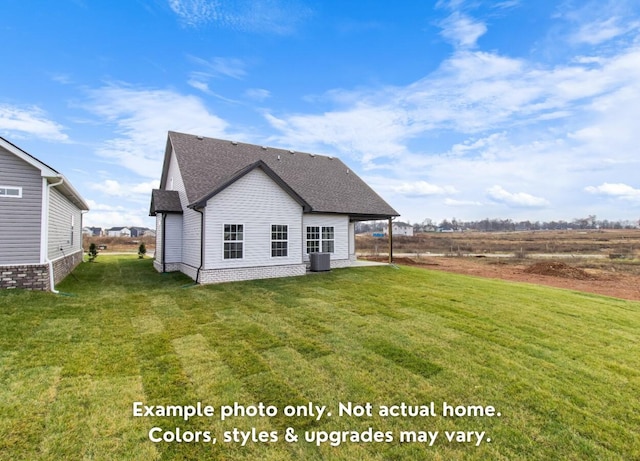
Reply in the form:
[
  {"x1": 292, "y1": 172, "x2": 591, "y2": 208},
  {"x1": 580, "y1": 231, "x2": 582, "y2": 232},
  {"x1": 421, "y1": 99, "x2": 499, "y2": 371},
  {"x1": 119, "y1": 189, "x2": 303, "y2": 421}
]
[
  {"x1": 48, "y1": 187, "x2": 83, "y2": 260},
  {"x1": 0, "y1": 146, "x2": 42, "y2": 264}
]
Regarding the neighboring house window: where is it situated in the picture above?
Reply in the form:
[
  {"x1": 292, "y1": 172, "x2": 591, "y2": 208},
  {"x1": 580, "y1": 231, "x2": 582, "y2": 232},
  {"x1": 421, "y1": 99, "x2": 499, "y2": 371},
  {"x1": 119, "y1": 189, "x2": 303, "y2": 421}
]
[
  {"x1": 306, "y1": 226, "x2": 320, "y2": 253},
  {"x1": 322, "y1": 226, "x2": 335, "y2": 253},
  {"x1": 306, "y1": 226, "x2": 335, "y2": 253},
  {"x1": 70, "y1": 216, "x2": 74, "y2": 246},
  {"x1": 224, "y1": 224, "x2": 243, "y2": 259},
  {"x1": 271, "y1": 225, "x2": 288, "y2": 257},
  {"x1": 0, "y1": 186, "x2": 22, "y2": 198}
]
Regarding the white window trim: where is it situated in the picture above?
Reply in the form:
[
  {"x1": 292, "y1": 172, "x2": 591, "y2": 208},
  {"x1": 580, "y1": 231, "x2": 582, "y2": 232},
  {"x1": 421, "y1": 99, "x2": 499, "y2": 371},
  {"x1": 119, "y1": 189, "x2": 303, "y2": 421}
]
[
  {"x1": 222, "y1": 223, "x2": 244, "y2": 260},
  {"x1": 0, "y1": 185, "x2": 22, "y2": 198},
  {"x1": 322, "y1": 226, "x2": 335, "y2": 253},
  {"x1": 306, "y1": 225, "x2": 335, "y2": 254},
  {"x1": 271, "y1": 224, "x2": 288, "y2": 258},
  {"x1": 306, "y1": 226, "x2": 320, "y2": 254}
]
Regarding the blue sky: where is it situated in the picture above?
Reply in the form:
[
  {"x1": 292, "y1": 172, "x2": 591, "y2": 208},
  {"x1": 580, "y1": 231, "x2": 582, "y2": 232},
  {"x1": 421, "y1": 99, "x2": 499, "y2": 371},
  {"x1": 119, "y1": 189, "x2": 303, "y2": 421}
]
[{"x1": 2, "y1": 0, "x2": 640, "y2": 228}]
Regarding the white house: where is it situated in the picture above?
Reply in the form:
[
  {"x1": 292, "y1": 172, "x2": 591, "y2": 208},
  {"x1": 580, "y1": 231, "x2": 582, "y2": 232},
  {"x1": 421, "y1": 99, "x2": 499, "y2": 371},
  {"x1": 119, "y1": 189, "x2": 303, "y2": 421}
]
[
  {"x1": 150, "y1": 131, "x2": 398, "y2": 284},
  {"x1": 384, "y1": 222, "x2": 414, "y2": 237},
  {"x1": 0, "y1": 137, "x2": 89, "y2": 291},
  {"x1": 106, "y1": 226, "x2": 131, "y2": 237}
]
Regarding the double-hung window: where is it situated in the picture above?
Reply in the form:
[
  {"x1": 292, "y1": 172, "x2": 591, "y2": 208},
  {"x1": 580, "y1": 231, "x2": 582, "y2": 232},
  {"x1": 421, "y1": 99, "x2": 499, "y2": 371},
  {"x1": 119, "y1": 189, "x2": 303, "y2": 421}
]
[
  {"x1": 306, "y1": 226, "x2": 320, "y2": 253},
  {"x1": 306, "y1": 226, "x2": 334, "y2": 253},
  {"x1": 271, "y1": 225, "x2": 288, "y2": 257},
  {"x1": 223, "y1": 224, "x2": 243, "y2": 259},
  {"x1": 322, "y1": 226, "x2": 334, "y2": 253}
]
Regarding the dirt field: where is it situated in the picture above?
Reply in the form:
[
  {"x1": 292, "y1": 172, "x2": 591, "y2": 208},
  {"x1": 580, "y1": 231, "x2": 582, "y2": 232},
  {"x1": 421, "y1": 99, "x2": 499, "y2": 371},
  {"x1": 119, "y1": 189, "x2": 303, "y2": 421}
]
[
  {"x1": 361, "y1": 255, "x2": 640, "y2": 302},
  {"x1": 358, "y1": 230, "x2": 640, "y2": 301}
]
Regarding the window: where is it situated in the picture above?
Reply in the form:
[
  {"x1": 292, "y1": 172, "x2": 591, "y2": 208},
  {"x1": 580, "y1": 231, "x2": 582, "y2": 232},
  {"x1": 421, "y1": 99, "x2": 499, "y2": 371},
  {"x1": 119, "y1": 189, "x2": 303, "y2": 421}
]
[
  {"x1": 306, "y1": 225, "x2": 334, "y2": 253},
  {"x1": 322, "y1": 226, "x2": 335, "y2": 253},
  {"x1": 70, "y1": 216, "x2": 74, "y2": 246},
  {"x1": 0, "y1": 186, "x2": 22, "y2": 198},
  {"x1": 223, "y1": 224, "x2": 243, "y2": 259},
  {"x1": 306, "y1": 226, "x2": 320, "y2": 253},
  {"x1": 271, "y1": 225, "x2": 288, "y2": 257}
]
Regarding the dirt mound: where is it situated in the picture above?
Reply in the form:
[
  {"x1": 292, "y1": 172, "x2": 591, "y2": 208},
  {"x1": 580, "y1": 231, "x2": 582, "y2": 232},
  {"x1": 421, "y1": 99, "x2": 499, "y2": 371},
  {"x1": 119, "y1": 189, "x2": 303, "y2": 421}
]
[{"x1": 523, "y1": 261, "x2": 597, "y2": 280}]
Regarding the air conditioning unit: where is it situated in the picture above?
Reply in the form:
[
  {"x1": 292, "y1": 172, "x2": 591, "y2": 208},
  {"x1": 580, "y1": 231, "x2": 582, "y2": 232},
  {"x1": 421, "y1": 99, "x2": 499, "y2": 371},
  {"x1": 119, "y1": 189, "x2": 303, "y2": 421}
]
[{"x1": 310, "y1": 252, "x2": 330, "y2": 272}]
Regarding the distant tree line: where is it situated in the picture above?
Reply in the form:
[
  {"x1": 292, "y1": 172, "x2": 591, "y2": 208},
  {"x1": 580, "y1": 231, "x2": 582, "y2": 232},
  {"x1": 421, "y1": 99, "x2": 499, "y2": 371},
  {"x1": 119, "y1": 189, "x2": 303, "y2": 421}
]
[{"x1": 356, "y1": 216, "x2": 639, "y2": 234}]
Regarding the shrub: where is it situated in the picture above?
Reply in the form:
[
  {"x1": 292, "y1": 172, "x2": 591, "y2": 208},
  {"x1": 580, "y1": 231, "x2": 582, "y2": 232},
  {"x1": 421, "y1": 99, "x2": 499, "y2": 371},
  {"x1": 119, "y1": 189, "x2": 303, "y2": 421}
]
[
  {"x1": 138, "y1": 243, "x2": 147, "y2": 259},
  {"x1": 88, "y1": 243, "x2": 98, "y2": 262}
]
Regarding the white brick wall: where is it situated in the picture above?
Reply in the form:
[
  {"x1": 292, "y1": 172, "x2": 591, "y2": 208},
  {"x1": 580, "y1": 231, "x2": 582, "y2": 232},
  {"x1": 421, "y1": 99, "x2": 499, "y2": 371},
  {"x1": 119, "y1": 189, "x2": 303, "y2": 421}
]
[{"x1": 198, "y1": 263, "x2": 306, "y2": 284}]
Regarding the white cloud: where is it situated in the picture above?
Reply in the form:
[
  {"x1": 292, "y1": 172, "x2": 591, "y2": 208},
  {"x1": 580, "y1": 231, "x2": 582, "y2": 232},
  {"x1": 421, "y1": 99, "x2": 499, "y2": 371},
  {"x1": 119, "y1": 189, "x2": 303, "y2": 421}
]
[
  {"x1": 444, "y1": 198, "x2": 483, "y2": 206},
  {"x1": 0, "y1": 104, "x2": 68, "y2": 141},
  {"x1": 393, "y1": 181, "x2": 458, "y2": 197},
  {"x1": 168, "y1": 0, "x2": 311, "y2": 34},
  {"x1": 85, "y1": 210, "x2": 151, "y2": 228},
  {"x1": 265, "y1": 105, "x2": 413, "y2": 163},
  {"x1": 585, "y1": 183, "x2": 640, "y2": 202},
  {"x1": 571, "y1": 17, "x2": 630, "y2": 45},
  {"x1": 83, "y1": 199, "x2": 153, "y2": 229},
  {"x1": 486, "y1": 186, "x2": 549, "y2": 208},
  {"x1": 188, "y1": 55, "x2": 247, "y2": 80},
  {"x1": 439, "y1": 12, "x2": 487, "y2": 49},
  {"x1": 84, "y1": 84, "x2": 234, "y2": 178},
  {"x1": 89, "y1": 179, "x2": 159, "y2": 198},
  {"x1": 245, "y1": 88, "x2": 271, "y2": 101},
  {"x1": 187, "y1": 79, "x2": 212, "y2": 94}
]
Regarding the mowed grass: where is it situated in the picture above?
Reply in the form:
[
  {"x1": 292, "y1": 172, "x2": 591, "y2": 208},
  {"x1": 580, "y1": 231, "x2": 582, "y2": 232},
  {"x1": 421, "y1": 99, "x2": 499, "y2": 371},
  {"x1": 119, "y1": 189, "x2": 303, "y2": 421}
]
[{"x1": 1, "y1": 256, "x2": 639, "y2": 460}]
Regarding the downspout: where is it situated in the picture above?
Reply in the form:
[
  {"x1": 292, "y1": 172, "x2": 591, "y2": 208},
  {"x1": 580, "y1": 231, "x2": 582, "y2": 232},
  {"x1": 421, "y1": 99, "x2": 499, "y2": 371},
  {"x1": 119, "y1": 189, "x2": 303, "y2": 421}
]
[
  {"x1": 161, "y1": 213, "x2": 167, "y2": 273},
  {"x1": 46, "y1": 176, "x2": 64, "y2": 293},
  {"x1": 194, "y1": 207, "x2": 204, "y2": 284},
  {"x1": 81, "y1": 210, "x2": 88, "y2": 261},
  {"x1": 388, "y1": 216, "x2": 394, "y2": 264}
]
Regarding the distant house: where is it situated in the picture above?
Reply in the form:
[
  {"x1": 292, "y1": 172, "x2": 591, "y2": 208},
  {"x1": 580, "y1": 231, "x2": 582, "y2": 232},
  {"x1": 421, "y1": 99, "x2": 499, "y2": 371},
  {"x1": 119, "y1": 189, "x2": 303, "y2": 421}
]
[
  {"x1": 0, "y1": 137, "x2": 89, "y2": 291},
  {"x1": 83, "y1": 226, "x2": 102, "y2": 236},
  {"x1": 106, "y1": 226, "x2": 131, "y2": 237},
  {"x1": 129, "y1": 226, "x2": 152, "y2": 238},
  {"x1": 384, "y1": 222, "x2": 414, "y2": 237},
  {"x1": 150, "y1": 131, "x2": 398, "y2": 284}
]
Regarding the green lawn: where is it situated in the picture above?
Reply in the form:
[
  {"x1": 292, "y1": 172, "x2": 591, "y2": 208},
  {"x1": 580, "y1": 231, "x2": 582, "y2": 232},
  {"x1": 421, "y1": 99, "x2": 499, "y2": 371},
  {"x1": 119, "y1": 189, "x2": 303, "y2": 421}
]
[{"x1": 1, "y1": 255, "x2": 639, "y2": 460}]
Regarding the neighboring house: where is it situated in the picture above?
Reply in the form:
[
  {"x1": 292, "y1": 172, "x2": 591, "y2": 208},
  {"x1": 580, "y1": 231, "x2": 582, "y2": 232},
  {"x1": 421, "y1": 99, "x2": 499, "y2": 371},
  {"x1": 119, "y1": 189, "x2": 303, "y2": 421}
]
[
  {"x1": 384, "y1": 221, "x2": 414, "y2": 237},
  {"x1": 106, "y1": 226, "x2": 131, "y2": 237},
  {"x1": 0, "y1": 137, "x2": 89, "y2": 291},
  {"x1": 150, "y1": 131, "x2": 398, "y2": 284},
  {"x1": 83, "y1": 226, "x2": 102, "y2": 236},
  {"x1": 129, "y1": 226, "x2": 152, "y2": 238}
]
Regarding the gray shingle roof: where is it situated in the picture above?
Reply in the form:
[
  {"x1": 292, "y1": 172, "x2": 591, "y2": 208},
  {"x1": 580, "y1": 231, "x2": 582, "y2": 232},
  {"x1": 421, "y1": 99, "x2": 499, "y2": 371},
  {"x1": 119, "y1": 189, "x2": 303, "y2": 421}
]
[
  {"x1": 150, "y1": 189, "x2": 182, "y2": 215},
  {"x1": 159, "y1": 131, "x2": 398, "y2": 220}
]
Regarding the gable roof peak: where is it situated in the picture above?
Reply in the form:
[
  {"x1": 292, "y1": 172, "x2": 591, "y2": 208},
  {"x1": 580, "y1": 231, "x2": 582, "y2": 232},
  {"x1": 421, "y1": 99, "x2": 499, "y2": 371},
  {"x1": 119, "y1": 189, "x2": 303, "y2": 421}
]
[{"x1": 162, "y1": 131, "x2": 398, "y2": 220}]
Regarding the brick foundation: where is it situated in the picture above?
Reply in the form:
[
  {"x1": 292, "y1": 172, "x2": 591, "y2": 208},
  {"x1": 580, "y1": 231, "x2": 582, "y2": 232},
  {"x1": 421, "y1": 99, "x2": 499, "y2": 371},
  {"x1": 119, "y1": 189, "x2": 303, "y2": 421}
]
[
  {"x1": 154, "y1": 258, "x2": 307, "y2": 284},
  {"x1": 1, "y1": 264, "x2": 49, "y2": 290},
  {"x1": 0, "y1": 250, "x2": 83, "y2": 291}
]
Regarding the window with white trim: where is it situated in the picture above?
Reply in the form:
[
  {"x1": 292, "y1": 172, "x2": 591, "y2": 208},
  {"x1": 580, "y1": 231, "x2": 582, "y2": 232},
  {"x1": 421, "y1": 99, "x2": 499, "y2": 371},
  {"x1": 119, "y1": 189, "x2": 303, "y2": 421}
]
[
  {"x1": 322, "y1": 226, "x2": 335, "y2": 253},
  {"x1": 0, "y1": 186, "x2": 22, "y2": 198},
  {"x1": 223, "y1": 224, "x2": 243, "y2": 259},
  {"x1": 306, "y1": 226, "x2": 320, "y2": 253},
  {"x1": 271, "y1": 224, "x2": 288, "y2": 257},
  {"x1": 306, "y1": 226, "x2": 334, "y2": 253}
]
